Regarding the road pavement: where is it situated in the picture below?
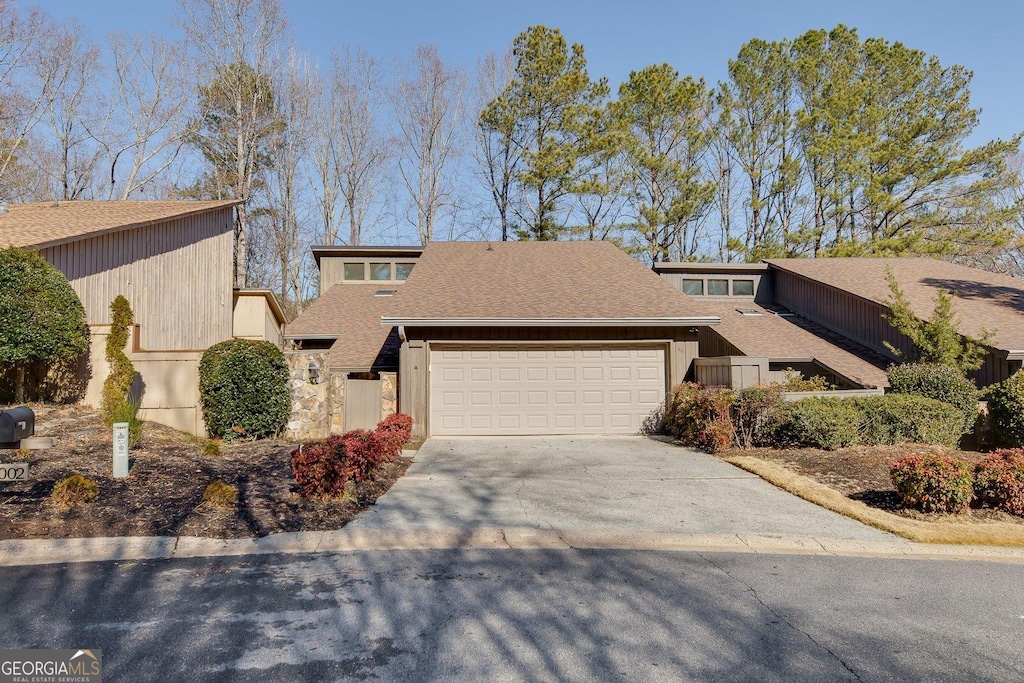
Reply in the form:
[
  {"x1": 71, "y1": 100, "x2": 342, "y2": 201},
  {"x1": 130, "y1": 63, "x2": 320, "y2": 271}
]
[{"x1": 1, "y1": 548, "x2": 1021, "y2": 681}]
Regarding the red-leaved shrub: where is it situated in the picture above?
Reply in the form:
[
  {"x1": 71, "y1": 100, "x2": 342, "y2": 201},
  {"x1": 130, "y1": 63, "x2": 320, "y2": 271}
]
[
  {"x1": 663, "y1": 383, "x2": 735, "y2": 453},
  {"x1": 340, "y1": 429, "x2": 389, "y2": 483},
  {"x1": 974, "y1": 449, "x2": 1024, "y2": 516},
  {"x1": 376, "y1": 413, "x2": 413, "y2": 458},
  {"x1": 890, "y1": 453, "x2": 973, "y2": 514},
  {"x1": 289, "y1": 435, "x2": 348, "y2": 499}
]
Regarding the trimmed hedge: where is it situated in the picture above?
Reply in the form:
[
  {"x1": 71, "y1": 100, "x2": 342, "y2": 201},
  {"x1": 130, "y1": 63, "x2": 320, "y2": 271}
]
[
  {"x1": 974, "y1": 449, "x2": 1024, "y2": 516},
  {"x1": 890, "y1": 453, "x2": 973, "y2": 514},
  {"x1": 856, "y1": 395, "x2": 964, "y2": 448},
  {"x1": 783, "y1": 398, "x2": 863, "y2": 450},
  {"x1": 986, "y1": 371, "x2": 1024, "y2": 448},
  {"x1": 886, "y1": 362, "x2": 978, "y2": 432},
  {"x1": 663, "y1": 383, "x2": 735, "y2": 453},
  {"x1": 199, "y1": 339, "x2": 289, "y2": 441}
]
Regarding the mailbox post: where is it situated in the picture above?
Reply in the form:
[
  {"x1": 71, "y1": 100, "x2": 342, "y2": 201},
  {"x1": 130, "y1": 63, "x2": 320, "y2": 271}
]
[{"x1": 113, "y1": 422, "x2": 129, "y2": 478}]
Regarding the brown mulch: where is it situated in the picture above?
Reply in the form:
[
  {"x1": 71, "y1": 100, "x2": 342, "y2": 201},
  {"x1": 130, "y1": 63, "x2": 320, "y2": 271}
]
[
  {"x1": 0, "y1": 405, "x2": 411, "y2": 540},
  {"x1": 723, "y1": 443, "x2": 1024, "y2": 526}
]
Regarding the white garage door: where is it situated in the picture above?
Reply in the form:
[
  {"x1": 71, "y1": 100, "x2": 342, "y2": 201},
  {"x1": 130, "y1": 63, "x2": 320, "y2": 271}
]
[{"x1": 429, "y1": 346, "x2": 666, "y2": 436}]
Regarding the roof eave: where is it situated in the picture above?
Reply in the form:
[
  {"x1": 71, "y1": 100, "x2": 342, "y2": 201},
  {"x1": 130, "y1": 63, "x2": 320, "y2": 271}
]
[
  {"x1": 380, "y1": 316, "x2": 721, "y2": 328},
  {"x1": 14, "y1": 200, "x2": 240, "y2": 250},
  {"x1": 283, "y1": 333, "x2": 340, "y2": 341}
]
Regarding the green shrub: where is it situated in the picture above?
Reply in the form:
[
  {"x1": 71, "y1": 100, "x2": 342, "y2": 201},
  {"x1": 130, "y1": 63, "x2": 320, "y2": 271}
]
[
  {"x1": 886, "y1": 362, "x2": 978, "y2": 432},
  {"x1": 781, "y1": 369, "x2": 834, "y2": 392},
  {"x1": 107, "y1": 396, "x2": 143, "y2": 448},
  {"x1": 663, "y1": 383, "x2": 735, "y2": 453},
  {"x1": 783, "y1": 398, "x2": 862, "y2": 450},
  {"x1": 890, "y1": 453, "x2": 973, "y2": 514},
  {"x1": 101, "y1": 295, "x2": 137, "y2": 426},
  {"x1": 201, "y1": 439, "x2": 223, "y2": 457},
  {"x1": 856, "y1": 394, "x2": 964, "y2": 448},
  {"x1": 974, "y1": 449, "x2": 1024, "y2": 516},
  {"x1": 986, "y1": 371, "x2": 1024, "y2": 448},
  {"x1": 199, "y1": 339, "x2": 289, "y2": 441},
  {"x1": 733, "y1": 384, "x2": 787, "y2": 448},
  {"x1": 0, "y1": 248, "x2": 89, "y2": 402},
  {"x1": 51, "y1": 474, "x2": 99, "y2": 510},
  {"x1": 202, "y1": 479, "x2": 239, "y2": 509}
]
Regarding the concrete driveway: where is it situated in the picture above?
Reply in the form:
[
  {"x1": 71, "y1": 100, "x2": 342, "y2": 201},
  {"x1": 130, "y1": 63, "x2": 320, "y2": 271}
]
[{"x1": 350, "y1": 436, "x2": 896, "y2": 541}]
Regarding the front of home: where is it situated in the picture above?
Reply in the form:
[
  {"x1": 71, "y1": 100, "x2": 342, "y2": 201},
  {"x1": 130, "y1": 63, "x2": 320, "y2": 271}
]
[
  {"x1": 287, "y1": 243, "x2": 1024, "y2": 440},
  {"x1": 285, "y1": 240, "x2": 720, "y2": 439}
]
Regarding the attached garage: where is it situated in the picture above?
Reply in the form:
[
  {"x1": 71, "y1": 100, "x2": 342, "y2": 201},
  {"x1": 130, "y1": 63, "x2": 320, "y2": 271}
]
[
  {"x1": 383, "y1": 241, "x2": 719, "y2": 438},
  {"x1": 429, "y1": 346, "x2": 666, "y2": 435}
]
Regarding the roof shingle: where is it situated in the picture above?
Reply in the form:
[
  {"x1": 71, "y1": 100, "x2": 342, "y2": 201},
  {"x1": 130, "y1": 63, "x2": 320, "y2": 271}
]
[
  {"x1": 0, "y1": 200, "x2": 238, "y2": 249},
  {"x1": 286, "y1": 284, "x2": 400, "y2": 370},
  {"x1": 701, "y1": 301, "x2": 890, "y2": 388},
  {"x1": 385, "y1": 240, "x2": 714, "y2": 321},
  {"x1": 766, "y1": 257, "x2": 1024, "y2": 351}
]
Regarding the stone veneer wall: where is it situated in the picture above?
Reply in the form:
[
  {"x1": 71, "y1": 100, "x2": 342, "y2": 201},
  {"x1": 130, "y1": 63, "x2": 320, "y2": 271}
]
[
  {"x1": 381, "y1": 372, "x2": 397, "y2": 418},
  {"x1": 285, "y1": 351, "x2": 345, "y2": 440}
]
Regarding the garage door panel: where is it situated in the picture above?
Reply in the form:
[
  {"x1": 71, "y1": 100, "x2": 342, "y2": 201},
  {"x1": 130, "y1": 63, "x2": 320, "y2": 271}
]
[{"x1": 430, "y1": 346, "x2": 665, "y2": 436}]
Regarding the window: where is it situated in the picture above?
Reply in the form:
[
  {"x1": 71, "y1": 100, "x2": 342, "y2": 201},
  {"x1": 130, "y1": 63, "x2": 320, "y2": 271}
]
[
  {"x1": 370, "y1": 263, "x2": 392, "y2": 281},
  {"x1": 343, "y1": 263, "x2": 365, "y2": 281},
  {"x1": 395, "y1": 263, "x2": 415, "y2": 281},
  {"x1": 732, "y1": 279, "x2": 755, "y2": 296},
  {"x1": 708, "y1": 279, "x2": 729, "y2": 296},
  {"x1": 681, "y1": 279, "x2": 703, "y2": 296}
]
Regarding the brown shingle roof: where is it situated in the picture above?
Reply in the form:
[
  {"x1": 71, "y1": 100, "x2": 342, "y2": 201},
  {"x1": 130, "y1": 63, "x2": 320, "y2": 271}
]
[
  {"x1": 286, "y1": 284, "x2": 400, "y2": 370},
  {"x1": 766, "y1": 257, "x2": 1024, "y2": 351},
  {"x1": 0, "y1": 200, "x2": 239, "y2": 249},
  {"x1": 702, "y1": 301, "x2": 890, "y2": 388},
  {"x1": 384, "y1": 240, "x2": 716, "y2": 322}
]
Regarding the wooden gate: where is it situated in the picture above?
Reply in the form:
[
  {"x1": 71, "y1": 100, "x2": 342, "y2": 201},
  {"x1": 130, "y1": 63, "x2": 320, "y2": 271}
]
[{"x1": 346, "y1": 378, "x2": 382, "y2": 431}]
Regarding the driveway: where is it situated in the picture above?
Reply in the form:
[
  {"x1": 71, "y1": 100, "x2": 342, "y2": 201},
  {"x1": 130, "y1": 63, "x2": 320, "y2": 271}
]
[{"x1": 350, "y1": 436, "x2": 896, "y2": 541}]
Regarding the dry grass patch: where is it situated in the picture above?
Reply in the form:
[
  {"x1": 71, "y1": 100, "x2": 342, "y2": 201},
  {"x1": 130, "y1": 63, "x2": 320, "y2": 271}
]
[{"x1": 726, "y1": 455, "x2": 1024, "y2": 547}]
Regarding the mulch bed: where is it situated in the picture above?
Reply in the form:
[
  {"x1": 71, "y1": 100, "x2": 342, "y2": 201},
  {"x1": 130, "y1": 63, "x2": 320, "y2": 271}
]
[
  {"x1": 0, "y1": 405, "x2": 411, "y2": 540},
  {"x1": 723, "y1": 443, "x2": 1024, "y2": 526}
]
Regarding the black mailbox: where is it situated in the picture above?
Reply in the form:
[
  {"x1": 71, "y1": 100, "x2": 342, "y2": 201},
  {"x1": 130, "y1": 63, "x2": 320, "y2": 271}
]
[{"x1": 0, "y1": 407, "x2": 34, "y2": 443}]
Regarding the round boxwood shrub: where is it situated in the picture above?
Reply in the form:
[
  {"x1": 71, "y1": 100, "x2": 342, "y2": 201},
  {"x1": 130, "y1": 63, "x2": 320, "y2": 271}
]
[
  {"x1": 199, "y1": 339, "x2": 289, "y2": 440},
  {"x1": 986, "y1": 371, "x2": 1024, "y2": 448},
  {"x1": 974, "y1": 449, "x2": 1024, "y2": 516},
  {"x1": 0, "y1": 247, "x2": 89, "y2": 401},
  {"x1": 886, "y1": 362, "x2": 978, "y2": 432},
  {"x1": 890, "y1": 453, "x2": 973, "y2": 514},
  {"x1": 783, "y1": 398, "x2": 862, "y2": 450}
]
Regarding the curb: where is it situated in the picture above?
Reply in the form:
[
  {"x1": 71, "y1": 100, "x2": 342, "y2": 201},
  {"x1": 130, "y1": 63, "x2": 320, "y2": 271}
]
[{"x1": 3, "y1": 528, "x2": 1024, "y2": 567}]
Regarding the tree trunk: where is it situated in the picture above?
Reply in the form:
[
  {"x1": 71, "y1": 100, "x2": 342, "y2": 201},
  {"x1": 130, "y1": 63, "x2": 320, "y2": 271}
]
[{"x1": 15, "y1": 365, "x2": 25, "y2": 404}]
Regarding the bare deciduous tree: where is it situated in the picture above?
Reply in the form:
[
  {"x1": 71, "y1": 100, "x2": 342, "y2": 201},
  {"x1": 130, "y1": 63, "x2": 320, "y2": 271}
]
[
  {"x1": 327, "y1": 46, "x2": 388, "y2": 246},
  {"x1": 178, "y1": 0, "x2": 287, "y2": 287},
  {"x1": 34, "y1": 20, "x2": 105, "y2": 201},
  {"x1": 472, "y1": 51, "x2": 517, "y2": 241},
  {"x1": 104, "y1": 32, "x2": 196, "y2": 199},
  {"x1": 391, "y1": 44, "x2": 464, "y2": 245}
]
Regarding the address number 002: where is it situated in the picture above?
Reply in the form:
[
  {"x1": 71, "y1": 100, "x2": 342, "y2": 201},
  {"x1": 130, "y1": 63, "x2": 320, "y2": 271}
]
[{"x1": 0, "y1": 463, "x2": 28, "y2": 482}]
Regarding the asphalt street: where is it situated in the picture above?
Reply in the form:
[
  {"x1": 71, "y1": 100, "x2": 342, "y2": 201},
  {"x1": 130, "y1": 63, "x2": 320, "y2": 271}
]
[{"x1": 1, "y1": 549, "x2": 1022, "y2": 681}]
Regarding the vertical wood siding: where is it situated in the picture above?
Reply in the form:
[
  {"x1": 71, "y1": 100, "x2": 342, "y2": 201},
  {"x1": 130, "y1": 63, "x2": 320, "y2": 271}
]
[
  {"x1": 41, "y1": 208, "x2": 234, "y2": 351},
  {"x1": 774, "y1": 270, "x2": 1013, "y2": 386}
]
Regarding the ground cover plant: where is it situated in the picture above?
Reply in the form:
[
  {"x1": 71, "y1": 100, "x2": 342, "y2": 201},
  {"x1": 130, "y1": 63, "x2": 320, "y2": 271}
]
[{"x1": 0, "y1": 406, "x2": 410, "y2": 539}]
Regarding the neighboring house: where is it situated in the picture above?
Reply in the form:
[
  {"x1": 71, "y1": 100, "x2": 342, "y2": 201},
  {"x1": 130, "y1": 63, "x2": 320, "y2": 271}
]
[
  {"x1": 656, "y1": 257, "x2": 1024, "y2": 390},
  {"x1": 285, "y1": 241, "x2": 719, "y2": 439},
  {"x1": 0, "y1": 200, "x2": 286, "y2": 434}
]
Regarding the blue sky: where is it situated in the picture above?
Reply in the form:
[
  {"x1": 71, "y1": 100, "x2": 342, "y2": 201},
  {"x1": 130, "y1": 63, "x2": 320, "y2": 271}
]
[{"x1": 32, "y1": 0, "x2": 1022, "y2": 145}]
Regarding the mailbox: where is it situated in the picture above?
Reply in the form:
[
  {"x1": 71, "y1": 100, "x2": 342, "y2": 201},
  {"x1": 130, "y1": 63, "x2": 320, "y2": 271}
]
[{"x1": 0, "y1": 406, "x2": 35, "y2": 443}]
